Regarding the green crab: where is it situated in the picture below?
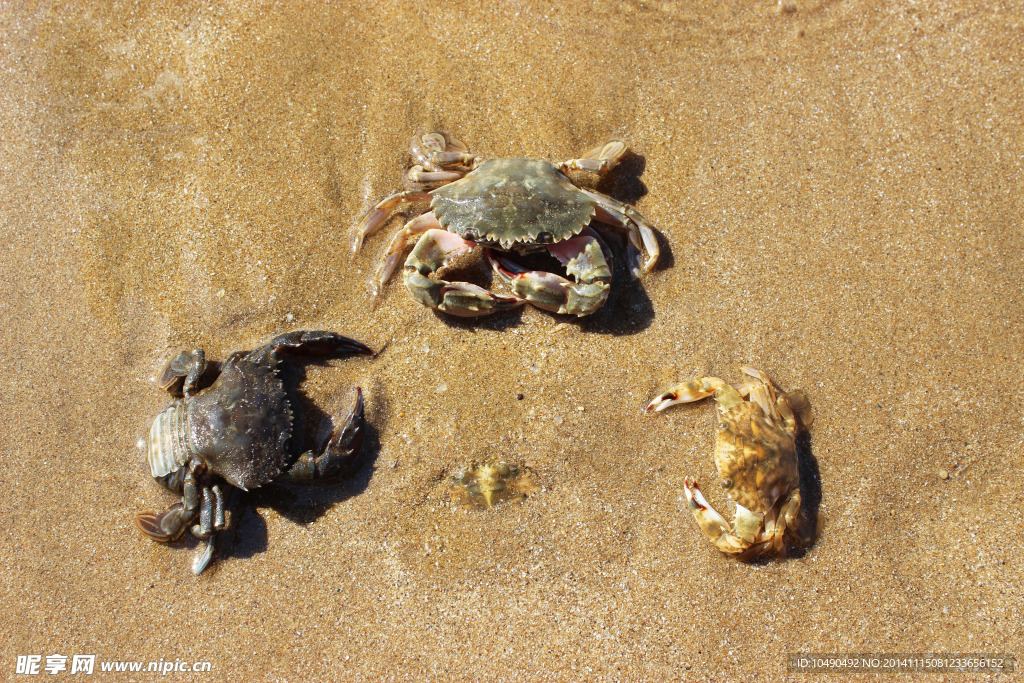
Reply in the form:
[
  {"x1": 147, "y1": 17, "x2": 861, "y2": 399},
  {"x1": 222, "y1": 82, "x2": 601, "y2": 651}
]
[
  {"x1": 647, "y1": 366, "x2": 813, "y2": 558},
  {"x1": 352, "y1": 131, "x2": 660, "y2": 317}
]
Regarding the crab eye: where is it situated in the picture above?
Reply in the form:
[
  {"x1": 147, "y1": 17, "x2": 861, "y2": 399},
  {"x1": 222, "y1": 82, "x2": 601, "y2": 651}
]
[
  {"x1": 536, "y1": 231, "x2": 553, "y2": 244},
  {"x1": 462, "y1": 228, "x2": 479, "y2": 241},
  {"x1": 721, "y1": 478, "x2": 733, "y2": 489}
]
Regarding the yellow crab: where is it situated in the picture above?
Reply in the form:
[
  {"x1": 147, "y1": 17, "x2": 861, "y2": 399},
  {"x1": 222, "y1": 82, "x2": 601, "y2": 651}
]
[
  {"x1": 448, "y1": 461, "x2": 540, "y2": 510},
  {"x1": 646, "y1": 366, "x2": 813, "y2": 558}
]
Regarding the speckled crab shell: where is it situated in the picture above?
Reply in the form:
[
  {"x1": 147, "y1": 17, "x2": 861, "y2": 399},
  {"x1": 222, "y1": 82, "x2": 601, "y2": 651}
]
[
  {"x1": 430, "y1": 158, "x2": 598, "y2": 250},
  {"x1": 146, "y1": 355, "x2": 293, "y2": 491},
  {"x1": 714, "y1": 398, "x2": 799, "y2": 515}
]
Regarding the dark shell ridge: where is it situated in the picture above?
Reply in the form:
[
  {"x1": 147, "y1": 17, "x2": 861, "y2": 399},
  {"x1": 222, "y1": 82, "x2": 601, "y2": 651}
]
[
  {"x1": 430, "y1": 158, "x2": 597, "y2": 248},
  {"x1": 185, "y1": 356, "x2": 293, "y2": 490}
]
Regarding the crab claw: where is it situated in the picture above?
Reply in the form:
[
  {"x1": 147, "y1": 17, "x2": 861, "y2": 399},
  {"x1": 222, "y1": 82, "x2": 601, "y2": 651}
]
[
  {"x1": 409, "y1": 274, "x2": 524, "y2": 317},
  {"x1": 282, "y1": 388, "x2": 366, "y2": 482},
  {"x1": 645, "y1": 390, "x2": 681, "y2": 413},
  {"x1": 404, "y1": 229, "x2": 524, "y2": 317},
  {"x1": 267, "y1": 330, "x2": 374, "y2": 358},
  {"x1": 488, "y1": 254, "x2": 585, "y2": 315},
  {"x1": 646, "y1": 377, "x2": 726, "y2": 412},
  {"x1": 486, "y1": 229, "x2": 611, "y2": 317},
  {"x1": 682, "y1": 478, "x2": 712, "y2": 514},
  {"x1": 135, "y1": 503, "x2": 192, "y2": 542},
  {"x1": 682, "y1": 479, "x2": 772, "y2": 557}
]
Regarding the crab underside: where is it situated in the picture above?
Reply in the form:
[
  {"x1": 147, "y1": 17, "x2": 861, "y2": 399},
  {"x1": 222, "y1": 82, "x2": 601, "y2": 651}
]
[{"x1": 135, "y1": 331, "x2": 373, "y2": 574}]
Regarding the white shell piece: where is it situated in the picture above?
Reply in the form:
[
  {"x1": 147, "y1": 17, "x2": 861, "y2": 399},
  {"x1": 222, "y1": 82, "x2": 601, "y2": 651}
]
[{"x1": 146, "y1": 402, "x2": 190, "y2": 478}]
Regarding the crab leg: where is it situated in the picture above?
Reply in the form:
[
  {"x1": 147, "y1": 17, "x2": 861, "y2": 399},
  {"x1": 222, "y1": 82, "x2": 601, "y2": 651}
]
[
  {"x1": 189, "y1": 484, "x2": 228, "y2": 539},
  {"x1": 738, "y1": 366, "x2": 813, "y2": 432},
  {"x1": 745, "y1": 383, "x2": 777, "y2": 424},
  {"x1": 741, "y1": 366, "x2": 778, "y2": 404},
  {"x1": 581, "y1": 189, "x2": 659, "y2": 278},
  {"x1": 771, "y1": 489, "x2": 802, "y2": 553},
  {"x1": 731, "y1": 379, "x2": 761, "y2": 398},
  {"x1": 683, "y1": 479, "x2": 773, "y2": 556},
  {"x1": 192, "y1": 487, "x2": 233, "y2": 575},
  {"x1": 740, "y1": 366, "x2": 775, "y2": 395},
  {"x1": 781, "y1": 389, "x2": 814, "y2": 429},
  {"x1": 404, "y1": 229, "x2": 524, "y2": 317},
  {"x1": 404, "y1": 166, "x2": 464, "y2": 191},
  {"x1": 352, "y1": 190, "x2": 432, "y2": 255},
  {"x1": 401, "y1": 132, "x2": 477, "y2": 190},
  {"x1": 134, "y1": 460, "x2": 202, "y2": 542},
  {"x1": 283, "y1": 389, "x2": 365, "y2": 482},
  {"x1": 559, "y1": 140, "x2": 627, "y2": 175},
  {"x1": 158, "y1": 349, "x2": 207, "y2": 398},
  {"x1": 192, "y1": 485, "x2": 216, "y2": 539},
  {"x1": 410, "y1": 131, "x2": 476, "y2": 171},
  {"x1": 192, "y1": 536, "x2": 218, "y2": 576},
  {"x1": 135, "y1": 503, "x2": 190, "y2": 543},
  {"x1": 212, "y1": 484, "x2": 226, "y2": 530},
  {"x1": 487, "y1": 228, "x2": 612, "y2": 317}
]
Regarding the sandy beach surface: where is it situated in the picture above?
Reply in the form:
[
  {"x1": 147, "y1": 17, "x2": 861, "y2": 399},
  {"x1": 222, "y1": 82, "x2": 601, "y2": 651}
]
[{"x1": 2, "y1": 1, "x2": 1021, "y2": 680}]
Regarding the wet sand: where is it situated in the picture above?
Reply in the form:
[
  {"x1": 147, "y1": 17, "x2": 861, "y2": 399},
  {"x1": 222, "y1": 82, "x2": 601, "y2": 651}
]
[{"x1": 1, "y1": 2, "x2": 1021, "y2": 680}]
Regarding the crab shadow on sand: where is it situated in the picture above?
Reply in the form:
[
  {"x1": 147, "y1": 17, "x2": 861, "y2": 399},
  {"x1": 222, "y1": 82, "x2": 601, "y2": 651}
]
[
  {"x1": 789, "y1": 431, "x2": 822, "y2": 558},
  {"x1": 436, "y1": 151, "x2": 673, "y2": 337},
  {"x1": 222, "y1": 357, "x2": 383, "y2": 566}
]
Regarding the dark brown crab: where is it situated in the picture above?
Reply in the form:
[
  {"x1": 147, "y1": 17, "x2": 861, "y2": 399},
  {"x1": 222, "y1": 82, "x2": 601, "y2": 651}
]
[
  {"x1": 135, "y1": 330, "x2": 373, "y2": 574},
  {"x1": 352, "y1": 132, "x2": 660, "y2": 317}
]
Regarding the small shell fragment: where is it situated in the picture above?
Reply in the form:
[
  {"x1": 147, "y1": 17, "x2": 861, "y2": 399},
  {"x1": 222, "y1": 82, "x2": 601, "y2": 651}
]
[{"x1": 449, "y1": 461, "x2": 540, "y2": 510}]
